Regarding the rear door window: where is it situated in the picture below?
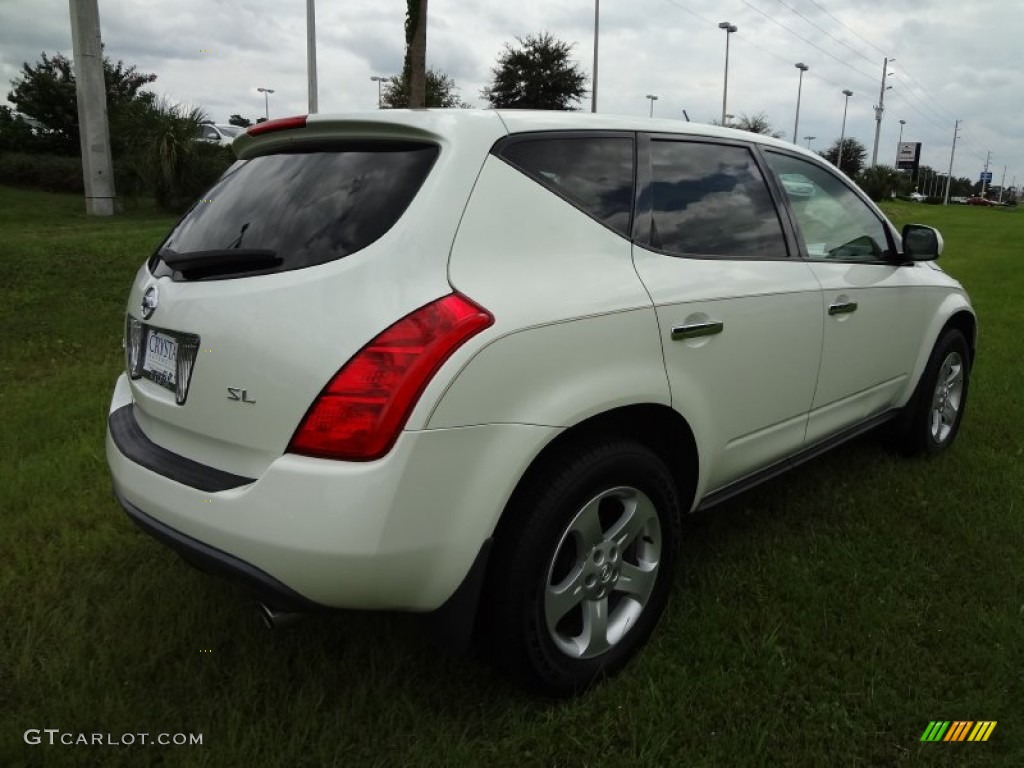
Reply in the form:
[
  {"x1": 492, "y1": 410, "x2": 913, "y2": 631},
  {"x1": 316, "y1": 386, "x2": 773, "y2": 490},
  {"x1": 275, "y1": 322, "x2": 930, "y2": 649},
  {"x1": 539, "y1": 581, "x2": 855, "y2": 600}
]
[
  {"x1": 152, "y1": 143, "x2": 439, "y2": 280},
  {"x1": 647, "y1": 140, "x2": 788, "y2": 259},
  {"x1": 497, "y1": 135, "x2": 635, "y2": 237}
]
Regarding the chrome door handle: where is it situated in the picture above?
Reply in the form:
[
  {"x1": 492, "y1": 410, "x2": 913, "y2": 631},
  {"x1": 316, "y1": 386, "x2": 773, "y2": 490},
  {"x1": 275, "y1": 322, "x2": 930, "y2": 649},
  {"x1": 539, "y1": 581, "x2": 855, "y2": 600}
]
[
  {"x1": 671, "y1": 320, "x2": 724, "y2": 340},
  {"x1": 828, "y1": 300, "x2": 858, "y2": 316}
]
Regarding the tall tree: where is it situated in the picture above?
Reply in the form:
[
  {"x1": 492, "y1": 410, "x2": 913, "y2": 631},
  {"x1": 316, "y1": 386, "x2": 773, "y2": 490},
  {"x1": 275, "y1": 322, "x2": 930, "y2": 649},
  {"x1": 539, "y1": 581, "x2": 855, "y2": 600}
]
[
  {"x1": 7, "y1": 50, "x2": 156, "y2": 155},
  {"x1": 820, "y1": 137, "x2": 867, "y2": 178},
  {"x1": 382, "y1": 68, "x2": 466, "y2": 108},
  {"x1": 0, "y1": 105, "x2": 36, "y2": 152},
  {"x1": 404, "y1": 0, "x2": 428, "y2": 108},
  {"x1": 482, "y1": 32, "x2": 588, "y2": 110}
]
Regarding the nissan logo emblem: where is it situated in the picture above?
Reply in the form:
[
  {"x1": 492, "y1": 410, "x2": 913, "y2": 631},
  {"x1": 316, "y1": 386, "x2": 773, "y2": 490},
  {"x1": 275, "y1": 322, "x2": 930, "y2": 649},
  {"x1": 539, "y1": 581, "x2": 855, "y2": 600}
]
[{"x1": 141, "y1": 286, "x2": 159, "y2": 319}]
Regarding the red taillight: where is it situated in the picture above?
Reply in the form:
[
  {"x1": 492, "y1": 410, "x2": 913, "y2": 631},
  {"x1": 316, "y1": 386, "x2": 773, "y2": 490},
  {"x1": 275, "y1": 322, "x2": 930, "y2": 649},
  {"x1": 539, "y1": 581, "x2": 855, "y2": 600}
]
[
  {"x1": 246, "y1": 115, "x2": 308, "y2": 137},
  {"x1": 287, "y1": 294, "x2": 494, "y2": 461}
]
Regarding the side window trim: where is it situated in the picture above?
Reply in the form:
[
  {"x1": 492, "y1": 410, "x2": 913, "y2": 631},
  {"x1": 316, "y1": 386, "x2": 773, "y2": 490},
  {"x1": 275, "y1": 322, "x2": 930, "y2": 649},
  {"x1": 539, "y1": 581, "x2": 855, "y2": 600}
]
[
  {"x1": 761, "y1": 148, "x2": 898, "y2": 263},
  {"x1": 634, "y1": 133, "x2": 793, "y2": 261},
  {"x1": 749, "y1": 144, "x2": 804, "y2": 260},
  {"x1": 492, "y1": 130, "x2": 637, "y2": 241},
  {"x1": 632, "y1": 133, "x2": 653, "y2": 244}
]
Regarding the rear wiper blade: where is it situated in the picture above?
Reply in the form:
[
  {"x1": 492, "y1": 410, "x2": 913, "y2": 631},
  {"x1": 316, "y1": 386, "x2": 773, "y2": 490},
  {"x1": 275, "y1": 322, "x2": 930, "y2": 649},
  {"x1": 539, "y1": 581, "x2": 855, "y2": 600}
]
[{"x1": 159, "y1": 248, "x2": 281, "y2": 275}]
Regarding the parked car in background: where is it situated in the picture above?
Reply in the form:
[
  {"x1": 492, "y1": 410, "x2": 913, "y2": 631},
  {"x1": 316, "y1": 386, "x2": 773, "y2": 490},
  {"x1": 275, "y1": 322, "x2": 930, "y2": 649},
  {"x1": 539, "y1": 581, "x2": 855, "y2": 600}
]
[
  {"x1": 908, "y1": 191, "x2": 926, "y2": 202},
  {"x1": 966, "y1": 196, "x2": 999, "y2": 207},
  {"x1": 107, "y1": 111, "x2": 976, "y2": 696},
  {"x1": 195, "y1": 123, "x2": 243, "y2": 147}
]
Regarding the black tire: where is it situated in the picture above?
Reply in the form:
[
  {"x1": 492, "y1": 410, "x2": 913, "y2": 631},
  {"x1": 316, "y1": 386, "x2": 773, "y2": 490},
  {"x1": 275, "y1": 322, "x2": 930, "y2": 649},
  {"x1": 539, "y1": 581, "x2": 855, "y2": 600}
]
[
  {"x1": 482, "y1": 439, "x2": 681, "y2": 697},
  {"x1": 894, "y1": 328, "x2": 971, "y2": 456}
]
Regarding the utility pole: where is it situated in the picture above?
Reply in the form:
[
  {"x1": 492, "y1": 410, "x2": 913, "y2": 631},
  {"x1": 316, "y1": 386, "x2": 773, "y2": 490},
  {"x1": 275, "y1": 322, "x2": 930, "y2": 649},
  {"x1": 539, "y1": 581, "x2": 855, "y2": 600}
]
[
  {"x1": 998, "y1": 165, "x2": 1007, "y2": 203},
  {"x1": 306, "y1": 0, "x2": 318, "y2": 113},
  {"x1": 943, "y1": 119, "x2": 960, "y2": 206},
  {"x1": 870, "y1": 56, "x2": 893, "y2": 167},
  {"x1": 69, "y1": 0, "x2": 116, "y2": 216},
  {"x1": 981, "y1": 150, "x2": 992, "y2": 198}
]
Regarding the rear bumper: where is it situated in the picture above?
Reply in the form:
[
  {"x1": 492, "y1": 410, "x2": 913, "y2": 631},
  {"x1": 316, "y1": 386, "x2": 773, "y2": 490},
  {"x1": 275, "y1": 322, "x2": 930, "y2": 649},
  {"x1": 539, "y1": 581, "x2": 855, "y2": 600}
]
[
  {"x1": 114, "y1": 489, "x2": 324, "y2": 613},
  {"x1": 106, "y1": 374, "x2": 558, "y2": 611}
]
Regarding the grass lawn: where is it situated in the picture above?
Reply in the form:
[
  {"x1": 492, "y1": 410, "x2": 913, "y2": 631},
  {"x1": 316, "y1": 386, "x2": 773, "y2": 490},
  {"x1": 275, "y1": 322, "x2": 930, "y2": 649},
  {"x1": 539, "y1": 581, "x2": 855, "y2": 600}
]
[{"x1": 1, "y1": 186, "x2": 1021, "y2": 767}]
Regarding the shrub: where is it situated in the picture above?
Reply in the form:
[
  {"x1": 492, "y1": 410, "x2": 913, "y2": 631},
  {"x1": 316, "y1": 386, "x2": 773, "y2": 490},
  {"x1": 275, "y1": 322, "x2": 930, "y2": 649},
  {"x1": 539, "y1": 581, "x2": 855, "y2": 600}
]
[
  {"x1": 119, "y1": 100, "x2": 233, "y2": 212},
  {"x1": 856, "y1": 165, "x2": 901, "y2": 202},
  {"x1": 0, "y1": 151, "x2": 84, "y2": 193}
]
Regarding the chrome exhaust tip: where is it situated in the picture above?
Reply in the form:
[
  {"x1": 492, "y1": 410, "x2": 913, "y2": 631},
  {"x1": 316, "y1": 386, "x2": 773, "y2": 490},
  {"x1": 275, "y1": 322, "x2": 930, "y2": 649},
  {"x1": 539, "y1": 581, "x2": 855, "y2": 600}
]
[{"x1": 256, "y1": 602, "x2": 303, "y2": 630}]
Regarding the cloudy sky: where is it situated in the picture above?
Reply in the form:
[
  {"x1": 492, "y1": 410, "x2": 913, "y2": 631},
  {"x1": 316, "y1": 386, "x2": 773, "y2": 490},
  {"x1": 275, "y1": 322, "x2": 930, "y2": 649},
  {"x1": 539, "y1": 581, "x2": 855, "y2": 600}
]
[{"x1": 2, "y1": 0, "x2": 1021, "y2": 187}]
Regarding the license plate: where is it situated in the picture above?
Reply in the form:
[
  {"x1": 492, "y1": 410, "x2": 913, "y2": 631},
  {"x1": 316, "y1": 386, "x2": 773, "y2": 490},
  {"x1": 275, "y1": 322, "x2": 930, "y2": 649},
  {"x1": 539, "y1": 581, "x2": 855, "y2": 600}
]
[{"x1": 142, "y1": 331, "x2": 179, "y2": 389}]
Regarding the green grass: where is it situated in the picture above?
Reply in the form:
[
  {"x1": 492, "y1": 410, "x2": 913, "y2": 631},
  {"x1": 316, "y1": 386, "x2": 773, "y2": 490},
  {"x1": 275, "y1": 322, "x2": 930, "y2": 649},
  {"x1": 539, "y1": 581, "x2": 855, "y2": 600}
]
[{"x1": 1, "y1": 187, "x2": 1021, "y2": 767}]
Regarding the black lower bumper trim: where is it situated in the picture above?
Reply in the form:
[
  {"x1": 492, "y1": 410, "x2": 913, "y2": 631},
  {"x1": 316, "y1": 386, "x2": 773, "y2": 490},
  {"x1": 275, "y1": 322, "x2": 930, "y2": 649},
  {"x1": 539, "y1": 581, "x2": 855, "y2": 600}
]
[
  {"x1": 114, "y1": 488, "x2": 326, "y2": 614},
  {"x1": 108, "y1": 405, "x2": 254, "y2": 493}
]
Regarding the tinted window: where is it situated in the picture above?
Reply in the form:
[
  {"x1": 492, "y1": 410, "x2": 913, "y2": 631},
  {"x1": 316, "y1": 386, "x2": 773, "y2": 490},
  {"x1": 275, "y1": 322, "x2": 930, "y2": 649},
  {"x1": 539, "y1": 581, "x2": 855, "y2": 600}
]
[
  {"x1": 152, "y1": 143, "x2": 439, "y2": 280},
  {"x1": 499, "y1": 137, "x2": 634, "y2": 236},
  {"x1": 765, "y1": 151, "x2": 891, "y2": 262},
  {"x1": 649, "y1": 141, "x2": 787, "y2": 259}
]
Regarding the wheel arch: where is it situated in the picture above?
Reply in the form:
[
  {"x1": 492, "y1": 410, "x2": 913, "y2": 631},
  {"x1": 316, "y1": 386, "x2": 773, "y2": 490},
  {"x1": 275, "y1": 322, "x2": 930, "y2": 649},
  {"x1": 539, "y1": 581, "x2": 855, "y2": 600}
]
[
  {"x1": 490, "y1": 403, "x2": 699, "y2": 551},
  {"x1": 901, "y1": 299, "x2": 977, "y2": 407},
  {"x1": 943, "y1": 309, "x2": 977, "y2": 367}
]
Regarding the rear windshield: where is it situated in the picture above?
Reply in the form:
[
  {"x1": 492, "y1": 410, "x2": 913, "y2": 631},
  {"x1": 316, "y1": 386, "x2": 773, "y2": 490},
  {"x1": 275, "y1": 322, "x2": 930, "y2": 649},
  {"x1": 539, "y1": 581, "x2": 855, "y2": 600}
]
[{"x1": 151, "y1": 142, "x2": 439, "y2": 280}]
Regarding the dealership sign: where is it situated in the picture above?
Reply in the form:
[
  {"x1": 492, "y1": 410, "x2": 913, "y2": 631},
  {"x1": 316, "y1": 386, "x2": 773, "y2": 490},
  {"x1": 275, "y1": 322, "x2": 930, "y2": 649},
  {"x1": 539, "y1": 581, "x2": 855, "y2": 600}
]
[{"x1": 896, "y1": 142, "x2": 921, "y2": 171}]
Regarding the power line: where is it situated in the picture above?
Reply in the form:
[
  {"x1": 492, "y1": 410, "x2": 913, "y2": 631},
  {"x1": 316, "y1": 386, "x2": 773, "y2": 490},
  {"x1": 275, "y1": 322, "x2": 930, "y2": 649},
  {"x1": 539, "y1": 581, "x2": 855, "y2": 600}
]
[
  {"x1": 887, "y1": 87, "x2": 952, "y2": 135},
  {"x1": 732, "y1": 34, "x2": 850, "y2": 92},
  {"x1": 802, "y1": 0, "x2": 889, "y2": 58},
  {"x1": 892, "y1": 64, "x2": 960, "y2": 125},
  {"x1": 766, "y1": 0, "x2": 878, "y2": 69},
  {"x1": 659, "y1": 0, "x2": 716, "y2": 27},
  {"x1": 736, "y1": 0, "x2": 879, "y2": 86}
]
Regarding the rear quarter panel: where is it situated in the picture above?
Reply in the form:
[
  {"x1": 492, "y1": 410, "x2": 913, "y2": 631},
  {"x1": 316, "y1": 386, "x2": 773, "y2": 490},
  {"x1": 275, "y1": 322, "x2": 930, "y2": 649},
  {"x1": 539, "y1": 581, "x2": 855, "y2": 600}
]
[{"x1": 423, "y1": 155, "x2": 670, "y2": 430}]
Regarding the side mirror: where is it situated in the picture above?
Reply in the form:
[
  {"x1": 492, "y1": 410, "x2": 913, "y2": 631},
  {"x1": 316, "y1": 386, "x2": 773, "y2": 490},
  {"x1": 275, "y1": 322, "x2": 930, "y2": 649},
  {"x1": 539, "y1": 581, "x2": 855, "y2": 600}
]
[{"x1": 902, "y1": 224, "x2": 943, "y2": 261}]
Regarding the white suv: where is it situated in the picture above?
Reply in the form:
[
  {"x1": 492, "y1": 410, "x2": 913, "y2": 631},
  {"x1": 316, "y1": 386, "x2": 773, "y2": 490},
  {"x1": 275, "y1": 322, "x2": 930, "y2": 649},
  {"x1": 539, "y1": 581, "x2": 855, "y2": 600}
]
[{"x1": 107, "y1": 110, "x2": 975, "y2": 695}]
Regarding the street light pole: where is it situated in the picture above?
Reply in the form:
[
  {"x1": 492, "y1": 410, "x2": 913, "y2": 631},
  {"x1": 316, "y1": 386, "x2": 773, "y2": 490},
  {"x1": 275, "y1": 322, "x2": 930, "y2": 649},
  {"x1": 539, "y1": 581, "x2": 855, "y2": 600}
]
[
  {"x1": 898, "y1": 119, "x2": 906, "y2": 145},
  {"x1": 792, "y1": 63, "x2": 808, "y2": 143},
  {"x1": 804, "y1": 136, "x2": 816, "y2": 149},
  {"x1": 257, "y1": 87, "x2": 274, "y2": 120},
  {"x1": 370, "y1": 76, "x2": 388, "y2": 108},
  {"x1": 591, "y1": 0, "x2": 599, "y2": 112},
  {"x1": 306, "y1": 0, "x2": 318, "y2": 113},
  {"x1": 718, "y1": 22, "x2": 737, "y2": 125},
  {"x1": 646, "y1": 94, "x2": 659, "y2": 117},
  {"x1": 837, "y1": 89, "x2": 853, "y2": 172}
]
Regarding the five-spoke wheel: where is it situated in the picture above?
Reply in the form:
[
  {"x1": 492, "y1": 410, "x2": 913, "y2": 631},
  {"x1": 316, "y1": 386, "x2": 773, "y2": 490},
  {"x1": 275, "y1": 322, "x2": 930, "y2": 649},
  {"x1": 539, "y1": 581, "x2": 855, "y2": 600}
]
[
  {"x1": 895, "y1": 328, "x2": 971, "y2": 455},
  {"x1": 483, "y1": 440, "x2": 680, "y2": 697},
  {"x1": 544, "y1": 486, "x2": 662, "y2": 659}
]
